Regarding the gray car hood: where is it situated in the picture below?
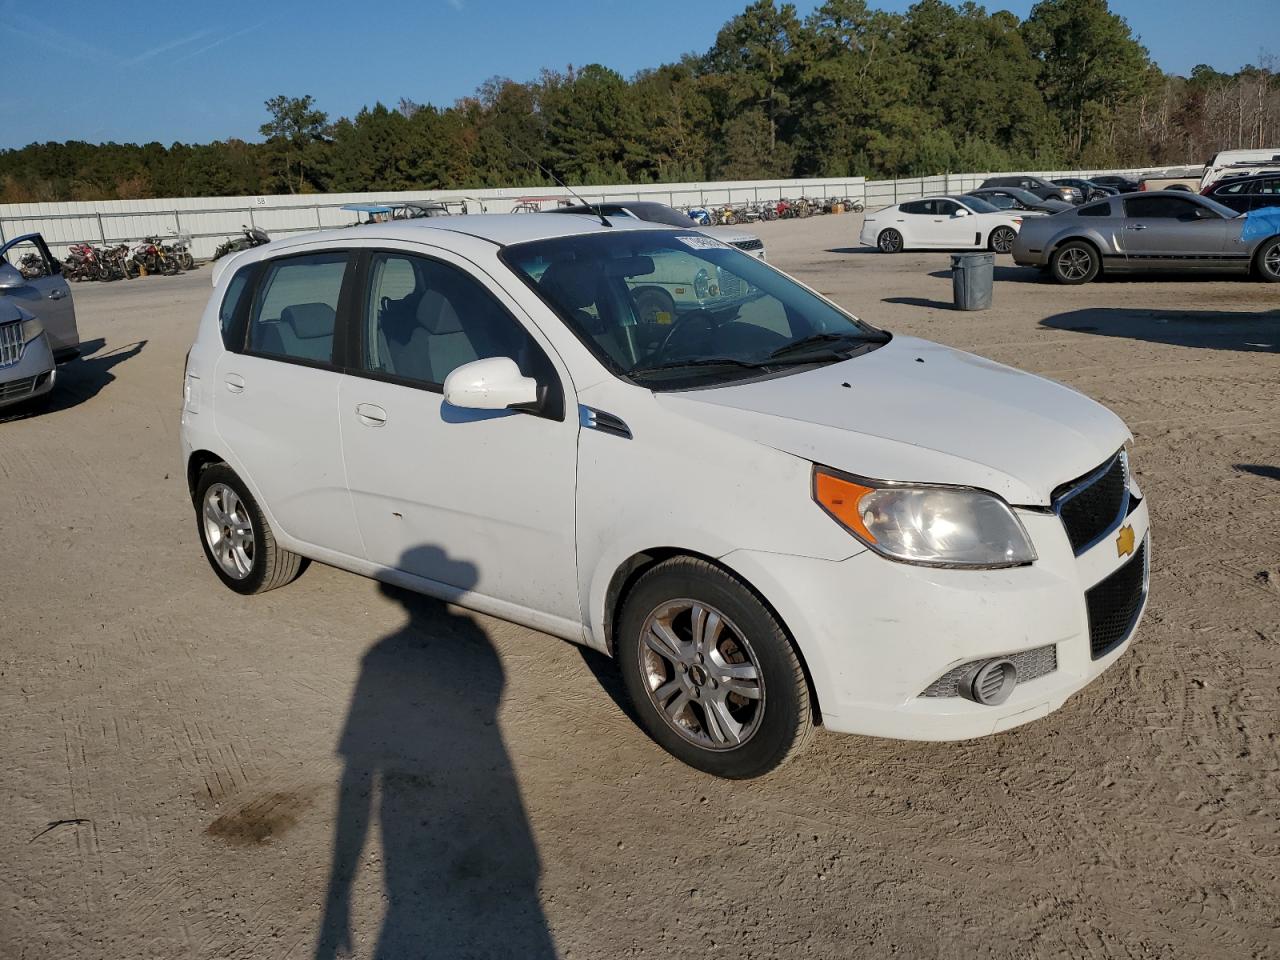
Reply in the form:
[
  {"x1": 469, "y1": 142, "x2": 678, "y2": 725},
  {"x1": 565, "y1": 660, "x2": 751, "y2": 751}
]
[{"x1": 655, "y1": 335, "x2": 1130, "y2": 506}]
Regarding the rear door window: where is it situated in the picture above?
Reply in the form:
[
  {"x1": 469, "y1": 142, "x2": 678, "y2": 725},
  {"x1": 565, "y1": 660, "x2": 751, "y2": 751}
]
[
  {"x1": 246, "y1": 252, "x2": 350, "y2": 365},
  {"x1": 900, "y1": 200, "x2": 929, "y2": 214}
]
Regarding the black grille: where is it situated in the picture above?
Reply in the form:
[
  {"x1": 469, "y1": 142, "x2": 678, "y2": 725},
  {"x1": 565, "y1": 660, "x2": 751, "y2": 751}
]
[
  {"x1": 1085, "y1": 540, "x2": 1147, "y2": 659},
  {"x1": 1054, "y1": 452, "x2": 1128, "y2": 553},
  {"x1": 731, "y1": 238, "x2": 764, "y2": 252}
]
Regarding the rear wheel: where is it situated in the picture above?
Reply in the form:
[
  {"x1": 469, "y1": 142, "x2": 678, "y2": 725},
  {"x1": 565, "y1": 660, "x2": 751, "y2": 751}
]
[
  {"x1": 1254, "y1": 237, "x2": 1280, "y2": 282},
  {"x1": 877, "y1": 228, "x2": 904, "y2": 254},
  {"x1": 195, "y1": 464, "x2": 305, "y2": 595},
  {"x1": 616, "y1": 557, "x2": 813, "y2": 779},
  {"x1": 988, "y1": 226, "x2": 1016, "y2": 254},
  {"x1": 1050, "y1": 241, "x2": 1100, "y2": 284}
]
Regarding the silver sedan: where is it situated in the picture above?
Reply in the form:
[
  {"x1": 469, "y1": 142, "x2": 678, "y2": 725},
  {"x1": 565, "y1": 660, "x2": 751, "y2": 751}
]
[{"x1": 1012, "y1": 191, "x2": 1280, "y2": 284}]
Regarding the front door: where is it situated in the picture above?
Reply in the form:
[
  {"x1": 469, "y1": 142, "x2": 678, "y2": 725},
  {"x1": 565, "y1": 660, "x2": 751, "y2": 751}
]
[
  {"x1": 213, "y1": 249, "x2": 363, "y2": 557},
  {"x1": 1120, "y1": 195, "x2": 1234, "y2": 267},
  {"x1": 338, "y1": 248, "x2": 580, "y2": 623},
  {"x1": 932, "y1": 199, "x2": 979, "y2": 248},
  {"x1": 0, "y1": 234, "x2": 79, "y2": 356}
]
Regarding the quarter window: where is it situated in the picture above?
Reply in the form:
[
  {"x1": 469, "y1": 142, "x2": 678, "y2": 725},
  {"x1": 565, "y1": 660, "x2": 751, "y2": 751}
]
[
  {"x1": 1257, "y1": 178, "x2": 1280, "y2": 196},
  {"x1": 219, "y1": 266, "x2": 254, "y2": 345},
  {"x1": 359, "y1": 252, "x2": 555, "y2": 397},
  {"x1": 1078, "y1": 202, "x2": 1111, "y2": 217},
  {"x1": 246, "y1": 252, "x2": 348, "y2": 364}
]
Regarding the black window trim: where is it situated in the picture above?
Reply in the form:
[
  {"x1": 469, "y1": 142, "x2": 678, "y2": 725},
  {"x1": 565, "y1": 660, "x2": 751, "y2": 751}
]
[
  {"x1": 342, "y1": 247, "x2": 566, "y2": 422},
  {"x1": 232, "y1": 249, "x2": 357, "y2": 373}
]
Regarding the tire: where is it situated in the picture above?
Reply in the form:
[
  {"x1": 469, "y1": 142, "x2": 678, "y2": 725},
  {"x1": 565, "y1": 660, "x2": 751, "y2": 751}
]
[
  {"x1": 1254, "y1": 237, "x2": 1280, "y2": 283},
  {"x1": 616, "y1": 557, "x2": 813, "y2": 779},
  {"x1": 194, "y1": 463, "x2": 306, "y2": 595},
  {"x1": 877, "y1": 228, "x2": 904, "y2": 253},
  {"x1": 632, "y1": 286, "x2": 677, "y2": 326},
  {"x1": 1049, "y1": 241, "x2": 1100, "y2": 284},
  {"x1": 988, "y1": 226, "x2": 1016, "y2": 254}
]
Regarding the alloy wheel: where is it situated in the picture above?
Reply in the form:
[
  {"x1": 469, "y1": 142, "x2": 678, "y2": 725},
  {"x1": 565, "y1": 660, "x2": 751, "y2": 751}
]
[
  {"x1": 1263, "y1": 244, "x2": 1280, "y2": 280},
  {"x1": 202, "y1": 483, "x2": 255, "y2": 580},
  {"x1": 878, "y1": 230, "x2": 903, "y2": 253},
  {"x1": 1058, "y1": 247, "x2": 1093, "y2": 281},
  {"x1": 637, "y1": 599, "x2": 765, "y2": 750},
  {"x1": 991, "y1": 227, "x2": 1015, "y2": 253}
]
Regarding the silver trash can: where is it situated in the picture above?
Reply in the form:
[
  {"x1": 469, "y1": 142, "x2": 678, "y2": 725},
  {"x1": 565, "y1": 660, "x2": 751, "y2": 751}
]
[{"x1": 951, "y1": 252, "x2": 994, "y2": 310}]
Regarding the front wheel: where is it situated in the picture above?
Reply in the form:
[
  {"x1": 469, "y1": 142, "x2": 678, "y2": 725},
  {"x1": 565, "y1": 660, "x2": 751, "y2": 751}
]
[
  {"x1": 195, "y1": 464, "x2": 306, "y2": 595},
  {"x1": 988, "y1": 226, "x2": 1016, "y2": 254},
  {"x1": 1254, "y1": 237, "x2": 1280, "y2": 282},
  {"x1": 877, "y1": 228, "x2": 904, "y2": 253},
  {"x1": 616, "y1": 557, "x2": 813, "y2": 779},
  {"x1": 1050, "y1": 241, "x2": 1100, "y2": 284}
]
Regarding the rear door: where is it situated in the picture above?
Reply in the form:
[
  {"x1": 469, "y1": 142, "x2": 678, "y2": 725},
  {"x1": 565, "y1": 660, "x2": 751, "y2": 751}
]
[
  {"x1": 213, "y1": 249, "x2": 364, "y2": 557},
  {"x1": 1253, "y1": 177, "x2": 1280, "y2": 212},
  {"x1": 1120, "y1": 195, "x2": 1233, "y2": 267},
  {"x1": 0, "y1": 234, "x2": 79, "y2": 356}
]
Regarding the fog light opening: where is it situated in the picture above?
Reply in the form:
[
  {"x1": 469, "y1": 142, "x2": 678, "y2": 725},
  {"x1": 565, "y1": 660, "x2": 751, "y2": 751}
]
[{"x1": 963, "y1": 658, "x2": 1018, "y2": 706}]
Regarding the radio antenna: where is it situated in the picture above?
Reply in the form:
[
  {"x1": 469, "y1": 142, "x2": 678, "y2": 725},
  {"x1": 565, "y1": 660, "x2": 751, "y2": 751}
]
[{"x1": 498, "y1": 131, "x2": 610, "y2": 227}]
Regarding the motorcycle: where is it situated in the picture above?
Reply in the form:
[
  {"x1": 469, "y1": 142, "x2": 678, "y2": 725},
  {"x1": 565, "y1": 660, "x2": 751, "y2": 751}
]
[
  {"x1": 684, "y1": 206, "x2": 713, "y2": 227},
  {"x1": 18, "y1": 251, "x2": 49, "y2": 280},
  {"x1": 167, "y1": 233, "x2": 196, "y2": 271},
  {"x1": 105, "y1": 243, "x2": 138, "y2": 280},
  {"x1": 213, "y1": 225, "x2": 270, "y2": 261},
  {"x1": 64, "y1": 242, "x2": 106, "y2": 281}
]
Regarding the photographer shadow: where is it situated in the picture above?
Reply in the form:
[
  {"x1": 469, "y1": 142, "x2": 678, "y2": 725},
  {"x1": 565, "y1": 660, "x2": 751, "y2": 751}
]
[{"x1": 315, "y1": 545, "x2": 556, "y2": 959}]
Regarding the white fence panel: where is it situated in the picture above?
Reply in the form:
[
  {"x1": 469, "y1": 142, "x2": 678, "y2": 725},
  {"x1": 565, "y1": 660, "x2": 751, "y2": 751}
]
[{"x1": 0, "y1": 164, "x2": 1202, "y2": 261}]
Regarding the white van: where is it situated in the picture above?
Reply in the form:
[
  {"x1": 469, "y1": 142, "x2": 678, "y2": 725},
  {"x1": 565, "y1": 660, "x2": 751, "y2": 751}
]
[
  {"x1": 1201, "y1": 148, "x2": 1280, "y2": 189},
  {"x1": 181, "y1": 214, "x2": 1151, "y2": 778}
]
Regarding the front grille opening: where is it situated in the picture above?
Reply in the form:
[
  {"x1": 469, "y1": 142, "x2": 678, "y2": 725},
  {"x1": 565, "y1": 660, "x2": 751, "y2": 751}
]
[
  {"x1": 919, "y1": 643, "x2": 1058, "y2": 698},
  {"x1": 1085, "y1": 539, "x2": 1148, "y2": 659},
  {"x1": 1054, "y1": 451, "x2": 1128, "y2": 553}
]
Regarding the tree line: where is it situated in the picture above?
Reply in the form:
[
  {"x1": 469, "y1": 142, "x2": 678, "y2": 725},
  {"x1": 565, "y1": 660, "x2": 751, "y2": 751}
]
[{"x1": 2, "y1": 0, "x2": 1277, "y2": 204}]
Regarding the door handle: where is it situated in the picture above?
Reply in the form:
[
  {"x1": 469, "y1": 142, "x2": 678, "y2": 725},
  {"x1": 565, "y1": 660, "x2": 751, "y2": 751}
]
[
  {"x1": 355, "y1": 403, "x2": 387, "y2": 426},
  {"x1": 1126, "y1": 224, "x2": 1147, "y2": 230},
  {"x1": 49, "y1": 289, "x2": 66, "y2": 300},
  {"x1": 223, "y1": 374, "x2": 246, "y2": 394}
]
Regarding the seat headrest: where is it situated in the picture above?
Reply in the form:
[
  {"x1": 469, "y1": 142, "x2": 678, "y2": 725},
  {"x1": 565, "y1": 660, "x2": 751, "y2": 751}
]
[
  {"x1": 538, "y1": 260, "x2": 597, "y2": 311},
  {"x1": 416, "y1": 290, "x2": 463, "y2": 335},
  {"x1": 280, "y1": 302, "x2": 336, "y2": 339}
]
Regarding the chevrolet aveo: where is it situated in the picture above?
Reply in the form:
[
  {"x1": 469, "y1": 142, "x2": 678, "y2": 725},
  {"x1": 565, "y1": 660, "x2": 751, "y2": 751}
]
[{"x1": 181, "y1": 214, "x2": 1150, "y2": 779}]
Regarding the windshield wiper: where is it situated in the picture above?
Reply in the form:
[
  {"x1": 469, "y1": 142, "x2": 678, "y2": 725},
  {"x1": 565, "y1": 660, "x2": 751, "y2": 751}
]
[
  {"x1": 768, "y1": 331, "x2": 888, "y2": 361},
  {"x1": 630, "y1": 356, "x2": 767, "y2": 378}
]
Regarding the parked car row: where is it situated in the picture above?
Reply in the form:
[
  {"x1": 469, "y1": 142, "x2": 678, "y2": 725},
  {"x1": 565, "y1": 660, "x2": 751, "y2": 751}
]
[{"x1": 860, "y1": 181, "x2": 1280, "y2": 285}]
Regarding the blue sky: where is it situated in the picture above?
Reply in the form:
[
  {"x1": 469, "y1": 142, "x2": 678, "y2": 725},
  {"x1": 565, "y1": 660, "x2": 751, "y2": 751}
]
[{"x1": 1, "y1": 0, "x2": 1273, "y2": 148}]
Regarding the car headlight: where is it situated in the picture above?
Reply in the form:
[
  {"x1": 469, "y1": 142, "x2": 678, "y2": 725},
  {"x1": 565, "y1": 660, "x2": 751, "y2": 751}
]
[
  {"x1": 813, "y1": 466, "x2": 1037, "y2": 568},
  {"x1": 693, "y1": 267, "x2": 710, "y2": 299},
  {"x1": 20, "y1": 316, "x2": 44, "y2": 342}
]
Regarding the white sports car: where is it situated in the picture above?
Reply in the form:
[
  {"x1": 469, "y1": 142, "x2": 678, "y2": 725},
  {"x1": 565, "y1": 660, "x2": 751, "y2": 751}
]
[{"x1": 860, "y1": 195, "x2": 1023, "y2": 254}]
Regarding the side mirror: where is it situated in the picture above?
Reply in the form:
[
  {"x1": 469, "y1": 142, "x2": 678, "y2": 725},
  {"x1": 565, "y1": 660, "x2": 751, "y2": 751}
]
[
  {"x1": 443, "y1": 356, "x2": 538, "y2": 411},
  {"x1": 953, "y1": 208, "x2": 970, "y2": 218},
  {"x1": 0, "y1": 262, "x2": 24, "y2": 289}
]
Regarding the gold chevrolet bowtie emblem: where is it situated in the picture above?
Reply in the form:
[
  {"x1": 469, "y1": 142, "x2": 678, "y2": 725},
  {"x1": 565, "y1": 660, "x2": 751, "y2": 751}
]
[{"x1": 1116, "y1": 525, "x2": 1136, "y2": 558}]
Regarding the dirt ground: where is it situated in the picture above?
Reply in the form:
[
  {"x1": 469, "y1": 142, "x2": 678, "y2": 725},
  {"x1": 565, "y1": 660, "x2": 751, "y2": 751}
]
[{"x1": 2, "y1": 213, "x2": 1278, "y2": 960}]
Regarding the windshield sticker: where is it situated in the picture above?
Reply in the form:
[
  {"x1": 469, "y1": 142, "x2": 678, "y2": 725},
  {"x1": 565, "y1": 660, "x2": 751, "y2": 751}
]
[{"x1": 675, "y1": 235, "x2": 730, "y2": 250}]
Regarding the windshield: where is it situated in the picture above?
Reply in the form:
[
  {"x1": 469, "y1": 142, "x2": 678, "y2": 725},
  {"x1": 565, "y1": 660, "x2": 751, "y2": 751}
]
[
  {"x1": 502, "y1": 230, "x2": 888, "y2": 389},
  {"x1": 954, "y1": 195, "x2": 999, "y2": 214}
]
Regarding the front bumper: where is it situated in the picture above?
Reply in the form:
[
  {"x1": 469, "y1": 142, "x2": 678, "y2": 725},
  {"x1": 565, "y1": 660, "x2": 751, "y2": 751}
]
[
  {"x1": 0, "y1": 333, "x2": 56, "y2": 408},
  {"x1": 723, "y1": 497, "x2": 1151, "y2": 741}
]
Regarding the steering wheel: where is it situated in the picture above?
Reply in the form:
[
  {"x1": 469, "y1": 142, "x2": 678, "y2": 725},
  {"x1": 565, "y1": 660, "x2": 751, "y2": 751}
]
[{"x1": 648, "y1": 309, "x2": 718, "y2": 364}]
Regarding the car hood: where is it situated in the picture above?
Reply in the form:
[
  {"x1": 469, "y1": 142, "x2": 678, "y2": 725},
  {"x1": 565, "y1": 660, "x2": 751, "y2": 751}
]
[
  {"x1": 699, "y1": 225, "x2": 761, "y2": 246},
  {"x1": 655, "y1": 335, "x2": 1130, "y2": 506}
]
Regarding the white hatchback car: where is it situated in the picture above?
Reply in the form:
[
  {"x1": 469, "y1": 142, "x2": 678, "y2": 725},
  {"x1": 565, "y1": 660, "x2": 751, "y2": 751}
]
[
  {"x1": 860, "y1": 195, "x2": 1023, "y2": 253},
  {"x1": 182, "y1": 215, "x2": 1150, "y2": 778}
]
